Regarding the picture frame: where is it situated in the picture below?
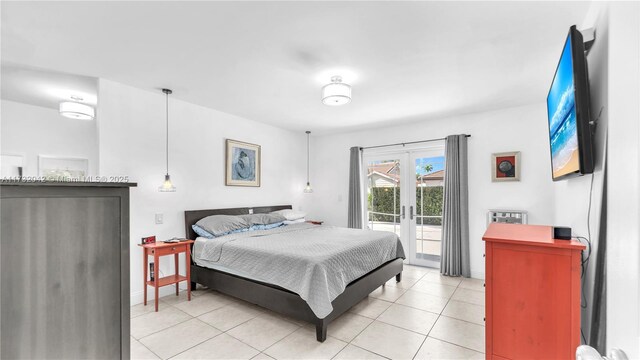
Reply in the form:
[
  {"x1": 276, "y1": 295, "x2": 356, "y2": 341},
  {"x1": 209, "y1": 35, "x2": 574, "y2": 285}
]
[
  {"x1": 491, "y1": 151, "x2": 520, "y2": 182},
  {"x1": 141, "y1": 235, "x2": 156, "y2": 245},
  {"x1": 1, "y1": 154, "x2": 25, "y2": 178},
  {"x1": 38, "y1": 155, "x2": 89, "y2": 181},
  {"x1": 225, "y1": 139, "x2": 261, "y2": 187}
]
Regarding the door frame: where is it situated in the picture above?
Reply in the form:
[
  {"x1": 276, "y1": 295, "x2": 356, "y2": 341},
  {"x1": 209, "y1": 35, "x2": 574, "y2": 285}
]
[
  {"x1": 362, "y1": 151, "x2": 410, "y2": 258},
  {"x1": 362, "y1": 142, "x2": 445, "y2": 269}
]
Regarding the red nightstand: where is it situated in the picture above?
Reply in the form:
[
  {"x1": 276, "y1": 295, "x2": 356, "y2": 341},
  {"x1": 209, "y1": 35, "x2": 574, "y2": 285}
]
[
  {"x1": 139, "y1": 240, "x2": 195, "y2": 311},
  {"x1": 306, "y1": 220, "x2": 324, "y2": 225}
]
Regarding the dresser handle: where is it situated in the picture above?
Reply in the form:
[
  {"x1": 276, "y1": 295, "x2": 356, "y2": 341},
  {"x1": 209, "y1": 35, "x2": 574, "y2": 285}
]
[{"x1": 172, "y1": 247, "x2": 176, "y2": 251}]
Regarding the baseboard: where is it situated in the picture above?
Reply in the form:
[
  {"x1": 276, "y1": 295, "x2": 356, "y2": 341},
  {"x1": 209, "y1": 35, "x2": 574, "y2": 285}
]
[{"x1": 130, "y1": 283, "x2": 189, "y2": 306}]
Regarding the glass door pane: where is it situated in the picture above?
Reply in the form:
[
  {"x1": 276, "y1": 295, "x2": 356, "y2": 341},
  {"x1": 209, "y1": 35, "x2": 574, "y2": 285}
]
[
  {"x1": 415, "y1": 155, "x2": 444, "y2": 258},
  {"x1": 409, "y1": 150, "x2": 445, "y2": 267},
  {"x1": 366, "y1": 158, "x2": 402, "y2": 240}
]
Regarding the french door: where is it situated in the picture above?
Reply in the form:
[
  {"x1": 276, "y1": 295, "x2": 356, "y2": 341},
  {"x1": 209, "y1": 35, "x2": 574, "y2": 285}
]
[{"x1": 364, "y1": 145, "x2": 445, "y2": 268}]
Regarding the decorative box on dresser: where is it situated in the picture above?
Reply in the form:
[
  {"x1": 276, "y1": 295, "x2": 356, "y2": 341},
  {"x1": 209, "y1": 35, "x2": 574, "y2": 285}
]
[
  {"x1": 483, "y1": 223, "x2": 585, "y2": 360},
  {"x1": 0, "y1": 181, "x2": 136, "y2": 359}
]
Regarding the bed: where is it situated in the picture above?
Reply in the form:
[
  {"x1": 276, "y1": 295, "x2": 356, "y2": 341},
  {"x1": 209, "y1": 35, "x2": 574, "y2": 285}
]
[{"x1": 185, "y1": 205, "x2": 404, "y2": 342}]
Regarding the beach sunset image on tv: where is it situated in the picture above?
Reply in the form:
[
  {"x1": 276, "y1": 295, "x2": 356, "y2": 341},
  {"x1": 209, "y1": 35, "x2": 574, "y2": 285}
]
[{"x1": 548, "y1": 35, "x2": 580, "y2": 179}]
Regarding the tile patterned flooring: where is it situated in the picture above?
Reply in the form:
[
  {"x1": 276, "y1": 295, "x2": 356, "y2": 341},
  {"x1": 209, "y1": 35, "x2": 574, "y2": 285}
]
[{"x1": 131, "y1": 265, "x2": 485, "y2": 360}]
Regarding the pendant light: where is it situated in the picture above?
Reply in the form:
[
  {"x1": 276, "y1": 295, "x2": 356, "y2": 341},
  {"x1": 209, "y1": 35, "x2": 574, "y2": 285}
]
[
  {"x1": 322, "y1": 76, "x2": 351, "y2": 106},
  {"x1": 159, "y1": 88, "x2": 176, "y2": 192},
  {"x1": 304, "y1": 131, "x2": 313, "y2": 193}
]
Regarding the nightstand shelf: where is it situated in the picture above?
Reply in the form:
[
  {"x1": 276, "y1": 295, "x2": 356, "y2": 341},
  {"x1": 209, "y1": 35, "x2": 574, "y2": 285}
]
[{"x1": 146, "y1": 274, "x2": 188, "y2": 288}]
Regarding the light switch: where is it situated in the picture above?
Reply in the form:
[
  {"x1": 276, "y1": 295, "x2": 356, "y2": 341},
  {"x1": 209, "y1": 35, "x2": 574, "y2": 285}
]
[
  {"x1": 155, "y1": 214, "x2": 163, "y2": 224},
  {"x1": 338, "y1": 195, "x2": 343, "y2": 202}
]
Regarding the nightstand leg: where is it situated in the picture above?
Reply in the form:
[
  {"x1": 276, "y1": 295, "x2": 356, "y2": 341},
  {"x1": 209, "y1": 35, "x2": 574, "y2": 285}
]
[
  {"x1": 186, "y1": 245, "x2": 191, "y2": 301},
  {"x1": 154, "y1": 253, "x2": 159, "y2": 312},
  {"x1": 143, "y1": 249, "x2": 148, "y2": 306},
  {"x1": 174, "y1": 253, "x2": 179, "y2": 296}
]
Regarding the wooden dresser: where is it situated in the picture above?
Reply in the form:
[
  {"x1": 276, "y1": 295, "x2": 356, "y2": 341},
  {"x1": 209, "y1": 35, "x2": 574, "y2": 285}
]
[
  {"x1": 483, "y1": 223, "x2": 585, "y2": 360},
  {"x1": 1, "y1": 181, "x2": 135, "y2": 359}
]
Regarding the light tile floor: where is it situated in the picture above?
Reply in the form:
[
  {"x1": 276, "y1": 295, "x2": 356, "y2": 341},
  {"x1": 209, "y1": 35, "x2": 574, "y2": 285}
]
[{"x1": 131, "y1": 265, "x2": 485, "y2": 360}]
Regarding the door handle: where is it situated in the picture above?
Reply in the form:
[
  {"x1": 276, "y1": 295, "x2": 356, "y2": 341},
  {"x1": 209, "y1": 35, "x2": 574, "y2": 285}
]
[
  {"x1": 410, "y1": 206, "x2": 414, "y2": 220},
  {"x1": 401, "y1": 206, "x2": 405, "y2": 220}
]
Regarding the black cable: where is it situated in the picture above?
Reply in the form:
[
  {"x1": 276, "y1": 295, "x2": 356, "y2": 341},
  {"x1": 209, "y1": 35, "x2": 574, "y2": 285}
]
[
  {"x1": 575, "y1": 235, "x2": 591, "y2": 345},
  {"x1": 590, "y1": 106, "x2": 604, "y2": 135},
  {"x1": 573, "y1": 173, "x2": 596, "y2": 345}
]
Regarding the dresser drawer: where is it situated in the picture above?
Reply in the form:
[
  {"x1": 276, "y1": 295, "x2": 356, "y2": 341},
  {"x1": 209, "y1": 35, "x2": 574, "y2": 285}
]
[{"x1": 151, "y1": 244, "x2": 184, "y2": 256}]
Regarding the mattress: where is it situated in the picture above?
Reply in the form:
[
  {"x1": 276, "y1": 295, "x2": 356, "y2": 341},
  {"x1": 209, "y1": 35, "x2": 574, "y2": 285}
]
[{"x1": 192, "y1": 223, "x2": 405, "y2": 318}]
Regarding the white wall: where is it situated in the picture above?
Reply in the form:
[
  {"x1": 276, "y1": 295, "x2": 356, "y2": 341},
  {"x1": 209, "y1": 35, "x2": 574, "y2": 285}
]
[
  {"x1": 552, "y1": 3, "x2": 609, "y2": 342},
  {"x1": 606, "y1": 2, "x2": 640, "y2": 357},
  {"x1": 0, "y1": 99, "x2": 99, "y2": 176},
  {"x1": 550, "y1": 3, "x2": 640, "y2": 356},
  {"x1": 308, "y1": 102, "x2": 556, "y2": 279},
  {"x1": 96, "y1": 79, "x2": 309, "y2": 305}
]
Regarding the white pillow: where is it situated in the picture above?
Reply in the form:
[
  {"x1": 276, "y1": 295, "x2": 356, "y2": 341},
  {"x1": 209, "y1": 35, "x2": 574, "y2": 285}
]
[
  {"x1": 283, "y1": 218, "x2": 306, "y2": 225},
  {"x1": 271, "y1": 209, "x2": 307, "y2": 221}
]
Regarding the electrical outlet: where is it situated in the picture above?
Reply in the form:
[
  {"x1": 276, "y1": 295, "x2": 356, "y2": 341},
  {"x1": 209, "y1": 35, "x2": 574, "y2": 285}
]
[{"x1": 155, "y1": 214, "x2": 163, "y2": 224}]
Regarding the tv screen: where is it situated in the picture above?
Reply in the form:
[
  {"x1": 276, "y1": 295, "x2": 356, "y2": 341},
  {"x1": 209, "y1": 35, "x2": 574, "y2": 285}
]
[{"x1": 547, "y1": 25, "x2": 594, "y2": 181}]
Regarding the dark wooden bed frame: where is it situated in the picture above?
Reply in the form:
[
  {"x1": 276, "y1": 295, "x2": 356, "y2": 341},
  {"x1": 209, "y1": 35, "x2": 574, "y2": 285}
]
[{"x1": 184, "y1": 205, "x2": 403, "y2": 342}]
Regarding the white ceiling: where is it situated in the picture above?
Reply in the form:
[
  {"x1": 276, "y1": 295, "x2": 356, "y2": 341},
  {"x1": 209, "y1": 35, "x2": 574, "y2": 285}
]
[
  {"x1": 1, "y1": 1, "x2": 591, "y2": 133},
  {"x1": 1, "y1": 64, "x2": 98, "y2": 110}
]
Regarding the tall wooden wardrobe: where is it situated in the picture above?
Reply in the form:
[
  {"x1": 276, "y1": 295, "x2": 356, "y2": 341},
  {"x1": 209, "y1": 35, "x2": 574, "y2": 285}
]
[{"x1": 1, "y1": 182, "x2": 135, "y2": 359}]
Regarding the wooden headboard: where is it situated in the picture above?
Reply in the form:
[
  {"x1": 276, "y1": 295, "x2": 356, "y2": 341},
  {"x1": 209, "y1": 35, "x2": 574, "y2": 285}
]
[{"x1": 184, "y1": 205, "x2": 292, "y2": 240}]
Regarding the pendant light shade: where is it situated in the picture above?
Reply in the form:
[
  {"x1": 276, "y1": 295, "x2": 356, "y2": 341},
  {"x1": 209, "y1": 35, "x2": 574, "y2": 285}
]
[
  {"x1": 59, "y1": 101, "x2": 95, "y2": 120},
  {"x1": 159, "y1": 88, "x2": 176, "y2": 192},
  {"x1": 322, "y1": 76, "x2": 351, "y2": 106},
  {"x1": 304, "y1": 131, "x2": 313, "y2": 193},
  {"x1": 159, "y1": 174, "x2": 176, "y2": 192}
]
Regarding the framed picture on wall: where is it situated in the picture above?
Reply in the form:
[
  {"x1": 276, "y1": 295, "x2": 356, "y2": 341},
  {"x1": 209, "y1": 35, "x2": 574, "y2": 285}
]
[
  {"x1": 491, "y1": 151, "x2": 520, "y2": 182},
  {"x1": 1, "y1": 154, "x2": 25, "y2": 178},
  {"x1": 225, "y1": 139, "x2": 261, "y2": 187},
  {"x1": 38, "y1": 155, "x2": 88, "y2": 181}
]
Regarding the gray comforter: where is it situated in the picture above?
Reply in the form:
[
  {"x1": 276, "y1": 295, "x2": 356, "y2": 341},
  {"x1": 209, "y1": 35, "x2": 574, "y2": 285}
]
[{"x1": 193, "y1": 223, "x2": 405, "y2": 318}]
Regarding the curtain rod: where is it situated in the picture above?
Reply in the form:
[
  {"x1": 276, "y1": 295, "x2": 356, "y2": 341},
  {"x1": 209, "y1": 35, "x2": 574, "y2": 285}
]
[{"x1": 360, "y1": 134, "x2": 471, "y2": 150}]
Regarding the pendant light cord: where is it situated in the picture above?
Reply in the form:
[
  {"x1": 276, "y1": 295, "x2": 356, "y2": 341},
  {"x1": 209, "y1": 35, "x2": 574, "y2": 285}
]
[
  {"x1": 165, "y1": 90, "x2": 170, "y2": 176},
  {"x1": 306, "y1": 131, "x2": 311, "y2": 184}
]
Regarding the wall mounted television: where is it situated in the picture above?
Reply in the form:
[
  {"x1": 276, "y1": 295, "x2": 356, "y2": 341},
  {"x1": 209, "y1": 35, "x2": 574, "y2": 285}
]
[{"x1": 547, "y1": 25, "x2": 594, "y2": 181}]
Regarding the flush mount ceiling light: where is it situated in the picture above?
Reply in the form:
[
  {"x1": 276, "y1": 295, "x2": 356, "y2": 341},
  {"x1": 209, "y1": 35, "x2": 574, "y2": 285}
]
[
  {"x1": 59, "y1": 96, "x2": 95, "y2": 120},
  {"x1": 322, "y1": 76, "x2": 351, "y2": 106},
  {"x1": 159, "y1": 88, "x2": 176, "y2": 192}
]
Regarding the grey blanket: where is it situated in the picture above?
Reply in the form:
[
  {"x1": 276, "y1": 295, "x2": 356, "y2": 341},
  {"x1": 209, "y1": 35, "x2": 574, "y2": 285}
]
[{"x1": 193, "y1": 223, "x2": 405, "y2": 318}]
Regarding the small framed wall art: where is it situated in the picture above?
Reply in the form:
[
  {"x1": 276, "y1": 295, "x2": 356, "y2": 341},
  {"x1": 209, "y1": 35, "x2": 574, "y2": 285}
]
[
  {"x1": 225, "y1": 139, "x2": 261, "y2": 187},
  {"x1": 38, "y1": 155, "x2": 88, "y2": 181},
  {"x1": 492, "y1": 151, "x2": 520, "y2": 182}
]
